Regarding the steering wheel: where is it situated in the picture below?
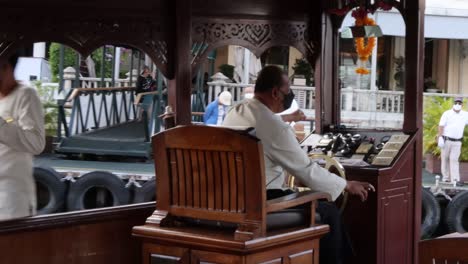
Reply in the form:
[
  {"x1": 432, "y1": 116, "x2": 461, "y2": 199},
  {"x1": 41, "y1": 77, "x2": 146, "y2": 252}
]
[{"x1": 287, "y1": 153, "x2": 348, "y2": 212}]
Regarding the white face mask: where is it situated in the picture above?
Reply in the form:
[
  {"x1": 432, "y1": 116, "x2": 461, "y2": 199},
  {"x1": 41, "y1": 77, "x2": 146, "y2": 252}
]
[
  {"x1": 244, "y1": 93, "x2": 254, "y2": 99},
  {"x1": 453, "y1": 104, "x2": 462, "y2": 111}
]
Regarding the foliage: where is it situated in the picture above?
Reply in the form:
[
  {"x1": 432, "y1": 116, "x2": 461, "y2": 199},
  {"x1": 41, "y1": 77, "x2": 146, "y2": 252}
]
[
  {"x1": 292, "y1": 58, "x2": 314, "y2": 86},
  {"x1": 48, "y1": 43, "x2": 113, "y2": 82},
  {"x1": 394, "y1": 56, "x2": 405, "y2": 89},
  {"x1": 423, "y1": 96, "x2": 468, "y2": 161},
  {"x1": 424, "y1": 77, "x2": 438, "y2": 91},
  {"x1": 218, "y1": 64, "x2": 235, "y2": 80},
  {"x1": 34, "y1": 82, "x2": 59, "y2": 137}
]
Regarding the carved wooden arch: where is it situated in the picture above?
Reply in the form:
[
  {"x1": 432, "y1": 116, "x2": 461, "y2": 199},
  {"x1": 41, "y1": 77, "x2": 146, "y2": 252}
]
[
  {"x1": 330, "y1": 0, "x2": 404, "y2": 28},
  {"x1": 191, "y1": 18, "x2": 320, "y2": 73},
  {"x1": 0, "y1": 14, "x2": 170, "y2": 77}
]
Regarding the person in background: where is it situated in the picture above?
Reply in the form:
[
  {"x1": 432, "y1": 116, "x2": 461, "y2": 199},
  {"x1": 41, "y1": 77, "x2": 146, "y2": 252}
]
[
  {"x1": 136, "y1": 66, "x2": 156, "y2": 116},
  {"x1": 203, "y1": 91, "x2": 232, "y2": 125},
  {"x1": 0, "y1": 50, "x2": 45, "y2": 221},
  {"x1": 243, "y1": 86, "x2": 255, "y2": 100},
  {"x1": 136, "y1": 66, "x2": 155, "y2": 94},
  {"x1": 438, "y1": 97, "x2": 468, "y2": 186},
  {"x1": 223, "y1": 65, "x2": 374, "y2": 264}
]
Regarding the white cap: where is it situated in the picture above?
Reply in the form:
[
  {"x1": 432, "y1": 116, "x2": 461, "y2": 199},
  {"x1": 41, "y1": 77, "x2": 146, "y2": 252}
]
[{"x1": 218, "y1": 91, "x2": 232, "y2": 106}]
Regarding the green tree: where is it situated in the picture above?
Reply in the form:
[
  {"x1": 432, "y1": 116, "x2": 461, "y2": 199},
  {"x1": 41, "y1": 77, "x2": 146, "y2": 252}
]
[
  {"x1": 34, "y1": 81, "x2": 59, "y2": 137},
  {"x1": 292, "y1": 58, "x2": 314, "y2": 86},
  {"x1": 48, "y1": 43, "x2": 113, "y2": 82},
  {"x1": 218, "y1": 64, "x2": 234, "y2": 80}
]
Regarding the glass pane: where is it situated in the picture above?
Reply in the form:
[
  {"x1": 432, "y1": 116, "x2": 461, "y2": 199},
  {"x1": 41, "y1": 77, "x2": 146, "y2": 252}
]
[{"x1": 339, "y1": 9, "x2": 406, "y2": 130}]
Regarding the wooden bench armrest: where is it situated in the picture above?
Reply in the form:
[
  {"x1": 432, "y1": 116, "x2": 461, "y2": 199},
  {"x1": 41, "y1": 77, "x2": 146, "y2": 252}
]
[{"x1": 266, "y1": 191, "x2": 331, "y2": 213}]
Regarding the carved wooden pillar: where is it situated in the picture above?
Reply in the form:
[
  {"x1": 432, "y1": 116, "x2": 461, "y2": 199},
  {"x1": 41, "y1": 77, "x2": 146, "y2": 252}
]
[
  {"x1": 168, "y1": 0, "x2": 192, "y2": 125},
  {"x1": 315, "y1": 12, "x2": 335, "y2": 133},
  {"x1": 403, "y1": 1, "x2": 425, "y2": 263}
]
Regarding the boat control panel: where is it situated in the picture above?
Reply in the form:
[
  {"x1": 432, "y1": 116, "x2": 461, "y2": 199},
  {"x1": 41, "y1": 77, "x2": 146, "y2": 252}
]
[{"x1": 300, "y1": 130, "x2": 410, "y2": 167}]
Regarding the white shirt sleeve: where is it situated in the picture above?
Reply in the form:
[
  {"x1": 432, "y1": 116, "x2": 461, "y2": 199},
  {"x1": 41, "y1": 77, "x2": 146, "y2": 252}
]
[
  {"x1": 439, "y1": 112, "x2": 448, "y2": 127},
  {"x1": 268, "y1": 126, "x2": 347, "y2": 201},
  {"x1": 0, "y1": 88, "x2": 45, "y2": 154}
]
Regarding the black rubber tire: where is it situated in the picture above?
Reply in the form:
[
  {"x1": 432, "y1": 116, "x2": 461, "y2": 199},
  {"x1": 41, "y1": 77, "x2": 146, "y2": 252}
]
[
  {"x1": 445, "y1": 190, "x2": 468, "y2": 233},
  {"x1": 133, "y1": 179, "x2": 156, "y2": 203},
  {"x1": 33, "y1": 166, "x2": 67, "y2": 215},
  {"x1": 421, "y1": 188, "x2": 441, "y2": 239},
  {"x1": 66, "y1": 171, "x2": 130, "y2": 211}
]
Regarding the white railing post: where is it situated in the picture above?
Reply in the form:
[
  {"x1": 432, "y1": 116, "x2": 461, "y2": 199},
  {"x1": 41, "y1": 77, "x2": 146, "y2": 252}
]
[
  {"x1": 209, "y1": 72, "x2": 230, "y2": 103},
  {"x1": 63, "y1": 67, "x2": 76, "y2": 92},
  {"x1": 126, "y1": 69, "x2": 139, "y2": 87},
  {"x1": 342, "y1": 86, "x2": 353, "y2": 111}
]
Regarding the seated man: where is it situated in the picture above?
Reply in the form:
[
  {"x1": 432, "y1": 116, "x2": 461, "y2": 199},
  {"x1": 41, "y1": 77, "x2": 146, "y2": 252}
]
[{"x1": 223, "y1": 65, "x2": 374, "y2": 264}]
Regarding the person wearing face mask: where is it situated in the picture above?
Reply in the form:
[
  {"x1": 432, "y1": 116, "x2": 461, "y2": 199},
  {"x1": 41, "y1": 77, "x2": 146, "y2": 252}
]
[
  {"x1": 437, "y1": 97, "x2": 468, "y2": 186},
  {"x1": 223, "y1": 65, "x2": 374, "y2": 264},
  {"x1": 242, "y1": 86, "x2": 255, "y2": 100},
  {"x1": 243, "y1": 86, "x2": 306, "y2": 123}
]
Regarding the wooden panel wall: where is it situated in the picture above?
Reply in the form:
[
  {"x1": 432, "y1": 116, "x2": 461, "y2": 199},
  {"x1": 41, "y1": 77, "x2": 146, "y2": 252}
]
[{"x1": 0, "y1": 203, "x2": 154, "y2": 264}]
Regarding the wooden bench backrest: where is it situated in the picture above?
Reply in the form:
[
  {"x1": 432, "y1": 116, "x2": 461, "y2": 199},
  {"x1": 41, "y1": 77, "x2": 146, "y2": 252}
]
[
  {"x1": 420, "y1": 236, "x2": 468, "y2": 264},
  {"x1": 153, "y1": 125, "x2": 267, "y2": 235}
]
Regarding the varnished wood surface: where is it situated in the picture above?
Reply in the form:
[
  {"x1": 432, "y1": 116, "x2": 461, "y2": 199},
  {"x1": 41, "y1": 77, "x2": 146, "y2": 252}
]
[
  {"x1": 0, "y1": 203, "x2": 155, "y2": 264},
  {"x1": 266, "y1": 191, "x2": 330, "y2": 213},
  {"x1": 419, "y1": 234, "x2": 468, "y2": 264},
  {"x1": 135, "y1": 126, "x2": 331, "y2": 263},
  {"x1": 150, "y1": 126, "x2": 267, "y2": 238},
  {"x1": 342, "y1": 134, "x2": 417, "y2": 264},
  {"x1": 135, "y1": 224, "x2": 329, "y2": 253},
  {"x1": 146, "y1": 126, "x2": 330, "y2": 240}
]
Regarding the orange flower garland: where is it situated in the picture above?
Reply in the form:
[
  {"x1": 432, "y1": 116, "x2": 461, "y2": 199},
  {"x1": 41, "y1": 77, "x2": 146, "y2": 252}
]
[{"x1": 355, "y1": 15, "x2": 377, "y2": 75}]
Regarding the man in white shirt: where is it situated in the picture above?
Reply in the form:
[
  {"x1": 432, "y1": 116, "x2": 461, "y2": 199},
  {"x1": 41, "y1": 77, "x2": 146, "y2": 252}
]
[
  {"x1": 438, "y1": 97, "x2": 468, "y2": 185},
  {"x1": 0, "y1": 51, "x2": 45, "y2": 221},
  {"x1": 223, "y1": 65, "x2": 373, "y2": 264}
]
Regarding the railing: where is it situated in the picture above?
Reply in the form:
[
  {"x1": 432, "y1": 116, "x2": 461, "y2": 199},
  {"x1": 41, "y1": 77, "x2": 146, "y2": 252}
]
[
  {"x1": 207, "y1": 81, "x2": 316, "y2": 109},
  {"x1": 54, "y1": 67, "x2": 167, "y2": 139},
  {"x1": 62, "y1": 67, "x2": 139, "y2": 91},
  {"x1": 78, "y1": 77, "x2": 136, "y2": 88},
  {"x1": 341, "y1": 88, "x2": 405, "y2": 113},
  {"x1": 64, "y1": 87, "x2": 138, "y2": 136},
  {"x1": 51, "y1": 69, "x2": 468, "y2": 137}
]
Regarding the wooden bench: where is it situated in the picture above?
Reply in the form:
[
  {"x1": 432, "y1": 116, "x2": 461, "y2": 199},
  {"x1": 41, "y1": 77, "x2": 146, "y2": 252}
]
[
  {"x1": 133, "y1": 125, "x2": 331, "y2": 264},
  {"x1": 420, "y1": 233, "x2": 468, "y2": 264}
]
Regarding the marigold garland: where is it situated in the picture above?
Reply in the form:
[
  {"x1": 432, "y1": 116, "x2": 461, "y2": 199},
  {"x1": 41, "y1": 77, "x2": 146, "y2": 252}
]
[{"x1": 354, "y1": 15, "x2": 377, "y2": 75}]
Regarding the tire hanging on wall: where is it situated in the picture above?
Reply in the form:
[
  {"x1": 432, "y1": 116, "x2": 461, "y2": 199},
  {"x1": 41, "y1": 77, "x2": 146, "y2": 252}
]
[
  {"x1": 421, "y1": 188, "x2": 441, "y2": 239},
  {"x1": 133, "y1": 179, "x2": 156, "y2": 203},
  {"x1": 66, "y1": 171, "x2": 130, "y2": 211},
  {"x1": 445, "y1": 190, "x2": 468, "y2": 233},
  {"x1": 33, "y1": 166, "x2": 67, "y2": 215}
]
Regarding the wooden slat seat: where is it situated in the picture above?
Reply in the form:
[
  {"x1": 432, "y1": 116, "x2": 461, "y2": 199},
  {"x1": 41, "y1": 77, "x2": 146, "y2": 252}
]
[{"x1": 133, "y1": 125, "x2": 331, "y2": 264}]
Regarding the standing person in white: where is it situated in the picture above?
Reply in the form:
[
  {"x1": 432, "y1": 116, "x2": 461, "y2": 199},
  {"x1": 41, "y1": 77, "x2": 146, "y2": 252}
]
[
  {"x1": 438, "y1": 97, "x2": 468, "y2": 185},
  {"x1": 0, "y1": 51, "x2": 45, "y2": 221}
]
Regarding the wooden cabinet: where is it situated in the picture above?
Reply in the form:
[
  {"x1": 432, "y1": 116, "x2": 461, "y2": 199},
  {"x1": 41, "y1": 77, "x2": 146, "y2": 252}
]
[
  {"x1": 144, "y1": 240, "x2": 319, "y2": 264},
  {"x1": 342, "y1": 137, "x2": 417, "y2": 264},
  {"x1": 139, "y1": 227, "x2": 325, "y2": 264}
]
